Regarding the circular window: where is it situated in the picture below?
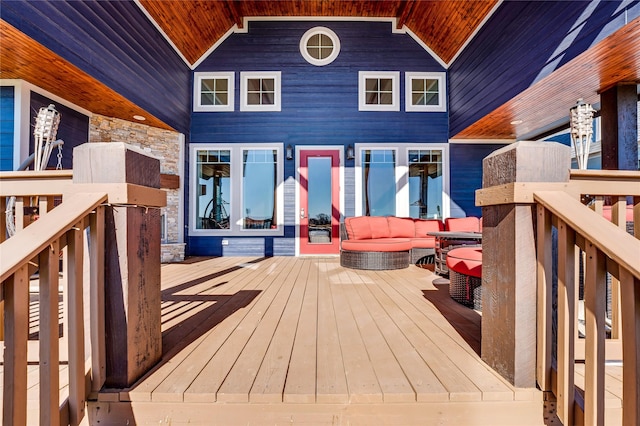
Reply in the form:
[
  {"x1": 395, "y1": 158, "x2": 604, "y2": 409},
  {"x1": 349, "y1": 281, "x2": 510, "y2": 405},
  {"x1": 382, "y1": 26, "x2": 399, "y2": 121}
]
[{"x1": 300, "y1": 27, "x2": 340, "y2": 66}]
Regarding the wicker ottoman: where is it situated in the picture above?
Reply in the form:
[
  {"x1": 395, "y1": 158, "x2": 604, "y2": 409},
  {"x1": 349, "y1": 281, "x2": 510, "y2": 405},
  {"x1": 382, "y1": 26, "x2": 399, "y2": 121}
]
[
  {"x1": 340, "y1": 238, "x2": 412, "y2": 270},
  {"x1": 446, "y1": 247, "x2": 482, "y2": 310}
]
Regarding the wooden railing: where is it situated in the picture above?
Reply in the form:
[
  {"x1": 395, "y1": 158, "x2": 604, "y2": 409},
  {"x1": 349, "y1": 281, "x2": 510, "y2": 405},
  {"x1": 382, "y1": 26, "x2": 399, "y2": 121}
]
[
  {"x1": 1, "y1": 143, "x2": 166, "y2": 425},
  {"x1": 477, "y1": 142, "x2": 640, "y2": 426},
  {"x1": 0, "y1": 174, "x2": 107, "y2": 425},
  {"x1": 534, "y1": 171, "x2": 640, "y2": 426}
]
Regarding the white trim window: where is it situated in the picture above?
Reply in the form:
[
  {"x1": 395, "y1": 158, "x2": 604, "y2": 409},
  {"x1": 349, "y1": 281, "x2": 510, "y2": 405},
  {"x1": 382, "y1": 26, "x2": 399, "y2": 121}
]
[
  {"x1": 193, "y1": 72, "x2": 234, "y2": 112},
  {"x1": 358, "y1": 71, "x2": 400, "y2": 112},
  {"x1": 355, "y1": 143, "x2": 450, "y2": 218},
  {"x1": 299, "y1": 27, "x2": 340, "y2": 66},
  {"x1": 405, "y1": 72, "x2": 446, "y2": 112},
  {"x1": 240, "y1": 71, "x2": 281, "y2": 112},
  {"x1": 190, "y1": 144, "x2": 284, "y2": 235}
]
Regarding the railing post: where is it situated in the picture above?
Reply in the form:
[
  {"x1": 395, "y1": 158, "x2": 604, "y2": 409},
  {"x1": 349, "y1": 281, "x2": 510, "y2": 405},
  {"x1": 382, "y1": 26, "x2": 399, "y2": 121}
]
[
  {"x1": 73, "y1": 142, "x2": 162, "y2": 387},
  {"x1": 480, "y1": 141, "x2": 571, "y2": 387}
]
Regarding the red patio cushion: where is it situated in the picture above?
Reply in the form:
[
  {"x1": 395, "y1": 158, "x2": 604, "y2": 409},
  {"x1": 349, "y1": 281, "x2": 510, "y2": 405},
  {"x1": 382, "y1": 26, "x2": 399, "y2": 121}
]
[
  {"x1": 445, "y1": 217, "x2": 481, "y2": 232},
  {"x1": 369, "y1": 216, "x2": 391, "y2": 238},
  {"x1": 602, "y1": 205, "x2": 634, "y2": 222},
  {"x1": 341, "y1": 238, "x2": 412, "y2": 252},
  {"x1": 413, "y1": 218, "x2": 444, "y2": 237},
  {"x1": 446, "y1": 247, "x2": 482, "y2": 278},
  {"x1": 345, "y1": 217, "x2": 372, "y2": 240},
  {"x1": 410, "y1": 237, "x2": 436, "y2": 249},
  {"x1": 388, "y1": 217, "x2": 416, "y2": 238}
]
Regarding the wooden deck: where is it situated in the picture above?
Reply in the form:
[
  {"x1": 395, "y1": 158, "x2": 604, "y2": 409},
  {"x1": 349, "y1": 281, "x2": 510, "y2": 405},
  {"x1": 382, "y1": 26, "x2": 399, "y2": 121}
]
[{"x1": 87, "y1": 256, "x2": 544, "y2": 425}]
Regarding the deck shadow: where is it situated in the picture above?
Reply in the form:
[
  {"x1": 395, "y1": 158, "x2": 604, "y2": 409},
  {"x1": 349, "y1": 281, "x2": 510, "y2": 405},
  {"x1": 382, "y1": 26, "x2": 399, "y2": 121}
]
[
  {"x1": 128, "y1": 258, "x2": 267, "y2": 388},
  {"x1": 422, "y1": 282, "x2": 482, "y2": 356}
]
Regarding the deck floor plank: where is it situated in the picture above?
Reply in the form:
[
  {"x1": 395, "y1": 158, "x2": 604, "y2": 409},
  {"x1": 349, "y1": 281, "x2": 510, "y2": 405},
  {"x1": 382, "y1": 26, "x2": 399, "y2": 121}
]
[
  {"x1": 282, "y1": 258, "x2": 319, "y2": 403},
  {"x1": 216, "y1": 258, "x2": 305, "y2": 402},
  {"x1": 315, "y1": 260, "x2": 349, "y2": 403},
  {"x1": 250, "y1": 258, "x2": 312, "y2": 403},
  {"x1": 124, "y1": 257, "x2": 272, "y2": 402},
  {"x1": 183, "y1": 257, "x2": 298, "y2": 402}
]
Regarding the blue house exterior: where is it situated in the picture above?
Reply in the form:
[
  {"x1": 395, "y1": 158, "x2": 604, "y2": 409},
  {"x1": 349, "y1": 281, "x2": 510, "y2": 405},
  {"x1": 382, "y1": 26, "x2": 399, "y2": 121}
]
[{"x1": 1, "y1": 1, "x2": 638, "y2": 258}]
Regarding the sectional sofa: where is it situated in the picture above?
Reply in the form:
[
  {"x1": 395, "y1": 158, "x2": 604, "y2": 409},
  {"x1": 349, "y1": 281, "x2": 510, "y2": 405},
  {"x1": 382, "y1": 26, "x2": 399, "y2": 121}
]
[{"x1": 340, "y1": 216, "x2": 444, "y2": 270}]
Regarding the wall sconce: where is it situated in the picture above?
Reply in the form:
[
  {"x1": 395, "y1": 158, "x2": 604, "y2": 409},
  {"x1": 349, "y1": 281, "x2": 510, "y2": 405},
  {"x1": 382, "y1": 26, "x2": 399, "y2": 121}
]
[
  {"x1": 346, "y1": 144, "x2": 355, "y2": 160},
  {"x1": 286, "y1": 144, "x2": 293, "y2": 160}
]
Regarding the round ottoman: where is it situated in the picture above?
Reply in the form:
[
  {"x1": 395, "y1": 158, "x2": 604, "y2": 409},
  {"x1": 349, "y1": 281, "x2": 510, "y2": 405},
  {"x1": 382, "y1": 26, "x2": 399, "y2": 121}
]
[{"x1": 446, "y1": 247, "x2": 482, "y2": 310}]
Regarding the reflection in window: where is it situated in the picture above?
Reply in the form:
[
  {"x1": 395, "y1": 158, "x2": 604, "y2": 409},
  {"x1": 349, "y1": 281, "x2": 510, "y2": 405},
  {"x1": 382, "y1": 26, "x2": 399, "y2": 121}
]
[
  {"x1": 247, "y1": 78, "x2": 275, "y2": 105},
  {"x1": 365, "y1": 78, "x2": 393, "y2": 105},
  {"x1": 243, "y1": 149, "x2": 277, "y2": 229},
  {"x1": 362, "y1": 149, "x2": 396, "y2": 216},
  {"x1": 201, "y1": 78, "x2": 229, "y2": 106},
  {"x1": 196, "y1": 150, "x2": 231, "y2": 229},
  {"x1": 411, "y1": 78, "x2": 439, "y2": 106},
  {"x1": 409, "y1": 150, "x2": 443, "y2": 219}
]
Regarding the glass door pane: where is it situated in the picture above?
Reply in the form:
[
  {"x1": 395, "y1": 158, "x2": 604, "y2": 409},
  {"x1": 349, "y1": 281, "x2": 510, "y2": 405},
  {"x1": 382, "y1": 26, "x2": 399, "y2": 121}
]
[{"x1": 307, "y1": 157, "x2": 332, "y2": 244}]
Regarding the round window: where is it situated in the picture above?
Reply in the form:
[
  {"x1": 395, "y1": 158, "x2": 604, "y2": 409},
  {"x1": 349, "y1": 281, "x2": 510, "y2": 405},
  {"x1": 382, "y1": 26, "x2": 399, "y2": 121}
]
[{"x1": 300, "y1": 27, "x2": 340, "y2": 66}]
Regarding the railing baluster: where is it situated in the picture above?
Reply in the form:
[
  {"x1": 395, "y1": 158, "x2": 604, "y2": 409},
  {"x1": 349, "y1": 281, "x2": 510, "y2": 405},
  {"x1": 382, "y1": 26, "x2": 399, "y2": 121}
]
[
  {"x1": 15, "y1": 196, "x2": 25, "y2": 232},
  {"x1": 610, "y1": 197, "x2": 627, "y2": 339},
  {"x1": 39, "y1": 240, "x2": 61, "y2": 426},
  {"x1": 2, "y1": 266, "x2": 29, "y2": 426},
  {"x1": 536, "y1": 205, "x2": 553, "y2": 391},
  {"x1": 584, "y1": 242, "x2": 606, "y2": 426},
  {"x1": 67, "y1": 224, "x2": 86, "y2": 425},
  {"x1": 557, "y1": 219, "x2": 576, "y2": 425},
  {"x1": 89, "y1": 206, "x2": 106, "y2": 393},
  {"x1": 619, "y1": 267, "x2": 640, "y2": 426}
]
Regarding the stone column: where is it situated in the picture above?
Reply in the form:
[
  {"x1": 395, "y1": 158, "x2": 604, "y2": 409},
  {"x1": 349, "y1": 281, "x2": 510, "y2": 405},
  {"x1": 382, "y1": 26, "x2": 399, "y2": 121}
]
[
  {"x1": 480, "y1": 141, "x2": 571, "y2": 387},
  {"x1": 73, "y1": 142, "x2": 162, "y2": 387}
]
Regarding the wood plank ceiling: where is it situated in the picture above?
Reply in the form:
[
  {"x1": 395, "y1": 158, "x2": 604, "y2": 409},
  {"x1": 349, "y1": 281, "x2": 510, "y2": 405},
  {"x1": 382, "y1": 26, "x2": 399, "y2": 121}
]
[
  {"x1": 138, "y1": 0, "x2": 498, "y2": 66},
  {"x1": 1, "y1": 0, "x2": 638, "y2": 140}
]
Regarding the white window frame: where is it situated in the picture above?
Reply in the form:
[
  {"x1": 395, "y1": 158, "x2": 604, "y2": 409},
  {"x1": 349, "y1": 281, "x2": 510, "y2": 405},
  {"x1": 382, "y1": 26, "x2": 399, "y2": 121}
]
[
  {"x1": 193, "y1": 72, "x2": 235, "y2": 112},
  {"x1": 240, "y1": 71, "x2": 282, "y2": 112},
  {"x1": 358, "y1": 71, "x2": 400, "y2": 112},
  {"x1": 405, "y1": 72, "x2": 446, "y2": 112},
  {"x1": 354, "y1": 143, "x2": 450, "y2": 219},
  {"x1": 189, "y1": 143, "x2": 284, "y2": 236},
  {"x1": 299, "y1": 26, "x2": 341, "y2": 66}
]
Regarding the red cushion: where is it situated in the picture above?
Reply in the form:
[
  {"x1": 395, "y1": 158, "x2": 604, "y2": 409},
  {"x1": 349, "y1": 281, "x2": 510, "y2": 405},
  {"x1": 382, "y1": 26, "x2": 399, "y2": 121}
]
[
  {"x1": 413, "y1": 219, "x2": 444, "y2": 237},
  {"x1": 602, "y1": 205, "x2": 634, "y2": 222},
  {"x1": 341, "y1": 238, "x2": 412, "y2": 252},
  {"x1": 410, "y1": 237, "x2": 436, "y2": 249},
  {"x1": 446, "y1": 247, "x2": 482, "y2": 278},
  {"x1": 388, "y1": 217, "x2": 416, "y2": 238},
  {"x1": 445, "y1": 217, "x2": 481, "y2": 232},
  {"x1": 369, "y1": 216, "x2": 391, "y2": 238},
  {"x1": 345, "y1": 217, "x2": 372, "y2": 240}
]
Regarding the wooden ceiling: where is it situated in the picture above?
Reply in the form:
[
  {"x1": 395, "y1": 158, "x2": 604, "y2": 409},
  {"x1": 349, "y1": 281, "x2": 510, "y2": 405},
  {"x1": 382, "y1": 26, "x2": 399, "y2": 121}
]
[
  {"x1": 1, "y1": 1, "x2": 638, "y2": 140},
  {"x1": 0, "y1": 20, "x2": 173, "y2": 131},
  {"x1": 454, "y1": 16, "x2": 640, "y2": 140},
  {"x1": 139, "y1": 0, "x2": 498, "y2": 66}
]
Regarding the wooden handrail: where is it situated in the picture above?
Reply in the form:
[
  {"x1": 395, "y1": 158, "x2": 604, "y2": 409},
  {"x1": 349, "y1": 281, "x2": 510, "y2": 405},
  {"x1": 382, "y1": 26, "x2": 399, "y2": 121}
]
[
  {"x1": 534, "y1": 189, "x2": 640, "y2": 426},
  {"x1": 0, "y1": 192, "x2": 107, "y2": 282},
  {"x1": 1, "y1": 191, "x2": 107, "y2": 425},
  {"x1": 533, "y1": 191, "x2": 640, "y2": 280}
]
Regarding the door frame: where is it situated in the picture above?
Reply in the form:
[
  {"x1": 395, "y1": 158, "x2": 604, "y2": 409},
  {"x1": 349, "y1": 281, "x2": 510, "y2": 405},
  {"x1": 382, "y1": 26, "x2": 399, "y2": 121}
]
[{"x1": 295, "y1": 145, "x2": 344, "y2": 256}]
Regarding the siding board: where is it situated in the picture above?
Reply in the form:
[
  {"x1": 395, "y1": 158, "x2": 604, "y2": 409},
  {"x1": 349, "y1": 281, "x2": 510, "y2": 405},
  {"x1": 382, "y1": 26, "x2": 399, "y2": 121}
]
[
  {"x1": 449, "y1": 1, "x2": 640, "y2": 138},
  {"x1": 189, "y1": 20, "x2": 448, "y2": 256},
  {"x1": 1, "y1": 0, "x2": 190, "y2": 133}
]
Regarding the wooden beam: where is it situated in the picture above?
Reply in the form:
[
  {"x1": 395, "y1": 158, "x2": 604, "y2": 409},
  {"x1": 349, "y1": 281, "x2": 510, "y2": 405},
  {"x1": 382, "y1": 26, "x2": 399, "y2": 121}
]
[
  {"x1": 160, "y1": 173, "x2": 180, "y2": 190},
  {"x1": 66, "y1": 183, "x2": 166, "y2": 208}
]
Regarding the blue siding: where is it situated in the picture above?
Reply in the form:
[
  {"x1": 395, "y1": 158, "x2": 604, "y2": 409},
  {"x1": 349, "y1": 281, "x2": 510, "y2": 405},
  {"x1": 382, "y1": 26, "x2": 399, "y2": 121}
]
[
  {"x1": 449, "y1": 1, "x2": 640, "y2": 137},
  {"x1": 30, "y1": 92, "x2": 89, "y2": 170},
  {"x1": 1, "y1": 0, "x2": 191, "y2": 134},
  {"x1": 188, "y1": 21, "x2": 448, "y2": 256},
  {"x1": 450, "y1": 143, "x2": 507, "y2": 218},
  {"x1": 0, "y1": 86, "x2": 15, "y2": 171}
]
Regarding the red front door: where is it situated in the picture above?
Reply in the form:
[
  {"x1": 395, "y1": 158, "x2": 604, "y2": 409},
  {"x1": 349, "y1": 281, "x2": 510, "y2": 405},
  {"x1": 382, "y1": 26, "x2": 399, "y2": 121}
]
[{"x1": 299, "y1": 149, "x2": 340, "y2": 255}]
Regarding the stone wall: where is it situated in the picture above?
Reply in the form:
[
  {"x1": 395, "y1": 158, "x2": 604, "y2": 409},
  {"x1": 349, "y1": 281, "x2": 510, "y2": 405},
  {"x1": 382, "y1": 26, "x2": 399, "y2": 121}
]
[{"x1": 89, "y1": 115, "x2": 185, "y2": 262}]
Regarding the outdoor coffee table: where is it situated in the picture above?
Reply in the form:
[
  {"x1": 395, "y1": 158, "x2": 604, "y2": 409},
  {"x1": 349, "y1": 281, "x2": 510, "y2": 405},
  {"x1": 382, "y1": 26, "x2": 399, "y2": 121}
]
[{"x1": 427, "y1": 231, "x2": 482, "y2": 276}]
